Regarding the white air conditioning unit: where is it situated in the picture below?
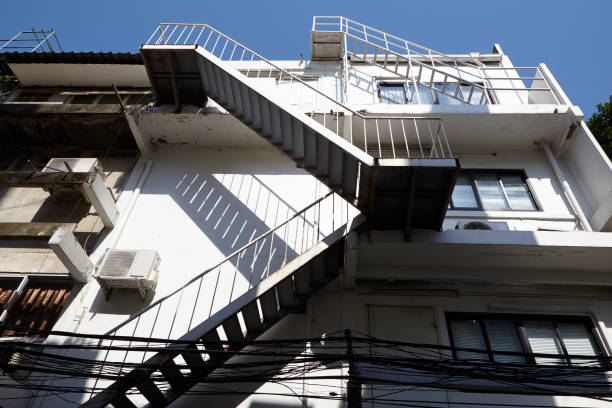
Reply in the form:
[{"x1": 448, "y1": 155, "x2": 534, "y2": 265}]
[
  {"x1": 95, "y1": 249, "x2": 160, "y2": 301},
  {"x1": 456, "y1": 221, "x2": 510, "y2": 231}
]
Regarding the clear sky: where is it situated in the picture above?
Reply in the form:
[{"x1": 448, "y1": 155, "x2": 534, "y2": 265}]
[{"x1": 2, "y1": 0, "x2": 610, "y2": 117}]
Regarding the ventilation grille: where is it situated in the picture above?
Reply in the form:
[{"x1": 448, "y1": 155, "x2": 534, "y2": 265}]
[{"x1": 98, "y1": 250, "x2": 137, "y2": 278}]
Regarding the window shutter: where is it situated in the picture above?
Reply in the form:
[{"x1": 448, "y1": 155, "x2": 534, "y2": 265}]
[
  {"x1": 484, "y1": 319, "x2": 525, "y2": 363},
  {"x1": 450, "y1": 319, "x2": 488, "y2": 361},
  {"x1": 523, "y1": 321, "x2": 565, "y2": 365},
  {"x1": 557, "y1": 322, "x2": 599, "y2": 366}
]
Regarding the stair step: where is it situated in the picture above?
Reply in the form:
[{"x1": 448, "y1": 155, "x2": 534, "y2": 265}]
[
  {"x1": 309, "y1": 255, "x2": 326, "y2": 288},
  {"x1": 259, "y1": 289, "x2": 280, "y2": 326},
  {"x1": 277, "y1": 277, "x2": 296, "y2": 311},
  {"x1": 230, "y1": 77, "x2": 243, "y2": 117},
  {"x1": 242, "y1": 301, "x2": 263, "y2": 338},
  {"x1": 329, "y1": 145, "x2": 344, "y2": 188},
  {"x1": 136, "y1": 378, "x2": 166, "y2": 407},
  {"x1": 270, "y1": 105, "x2": 282, "y2": 144},
  {"x1": 357, "y1": 164, "x2": 373, "y2": 208},
  {"x1": 292, "y1": 120, "x2": 305, "y2": 160},
  {"x1": 316, "y1": 137, "x2": 329, "y2": 177},
  {"x1": 197, "y1": 59, "x2": 212, "y2": 94},
  {"x1": 280, "y1": 111, "x2": 293, "y2": 152},
  {"x1": 250, "y1": 91, "x2": 262, "y2": 130},
  {"x1": 111, "y1": 393, "x2": 138, "y2": 408},
  {"x1": 260, "y1": 98, "x2": 272, "y2": 137},
  {"x1": 342, "y1": 155, "x2": 358, "y2": 198},
  {"x1": 212, "y1": 66, "x2": 226, "y2": 103},
  {"x1": 222, "y1": 314, "x2": 245, "y2": 343},
  {"x1": 303, "y1": 128, "x2": 317, "y2": 169},
  {"x1": 159, "y1": 359, "x2": 186, "y2": 392},
  {"x1": 203, "y1": 59, "x2": 218, "y2": 98},
  {"x1": 221, "y1": 71, "x2": 235, "y2": 110},
  {"x1": 293, "y1": 265, "x2": 311, "y2": 296},
  {"x1": 181, "y1": 344, "x2": 208, "y2": 376},
  {"x1": 239, "y1": 83, "x2": 252, "y2": 123}
]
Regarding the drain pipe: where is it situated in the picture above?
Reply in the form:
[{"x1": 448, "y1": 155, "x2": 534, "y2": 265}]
[
  {"x1": 107, "y1": 159, "x2": 154, "y2": 250},
  {"x1": 541, "y1": 142, "x2": 592, "y2": 231}
]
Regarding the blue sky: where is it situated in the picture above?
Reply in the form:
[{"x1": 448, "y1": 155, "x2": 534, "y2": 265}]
[{"x1": 3, "y1": 0, "x2": 610, "y2": 117}]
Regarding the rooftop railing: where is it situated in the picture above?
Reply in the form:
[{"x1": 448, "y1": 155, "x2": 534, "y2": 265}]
[
  {"x1": 312, "y1": 16, "x2": 560, "y2": 105},
  {"x1": 0, "y1": 29, "x2": 63, "y2": 53}
]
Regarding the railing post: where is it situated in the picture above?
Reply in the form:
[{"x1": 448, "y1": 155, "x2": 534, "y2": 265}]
[{"x1": 345, "y1": 329, "x2": 362, "y2": 408}]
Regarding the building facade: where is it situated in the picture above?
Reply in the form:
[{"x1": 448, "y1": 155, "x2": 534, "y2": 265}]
[{"x1": 0, "y1": 16, "x2": 612, "y2": 408}]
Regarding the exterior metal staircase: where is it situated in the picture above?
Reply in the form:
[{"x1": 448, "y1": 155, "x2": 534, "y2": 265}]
[
  {"x1": 140, "y1": 23, "x2": 459, "y2": 232},
  {"x1": 312, "y1": 16, "x2": 560, "y2": 105},
  {"x1": 82, "y1": 192, "x2": 363, "y2": 407}
]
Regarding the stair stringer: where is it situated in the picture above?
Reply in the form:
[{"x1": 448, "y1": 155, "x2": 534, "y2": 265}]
[{"x1": 81, "y1": 214, "x2": 365, "y2": 408}]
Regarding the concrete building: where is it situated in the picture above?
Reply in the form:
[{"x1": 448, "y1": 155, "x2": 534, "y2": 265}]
[{"x1": 0, "y1": 16, "x2": 612, "y2": 408}]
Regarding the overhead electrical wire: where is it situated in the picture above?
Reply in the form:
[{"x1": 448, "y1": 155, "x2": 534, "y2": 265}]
[{"x1": 1, "y1": 326, "x2": 612, "y2": 406}]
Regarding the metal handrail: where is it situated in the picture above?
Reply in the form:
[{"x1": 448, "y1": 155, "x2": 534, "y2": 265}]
[
  {"x1": 312, "y1": 16, "x2": 560, "y2": 104},
  {"x1": 0, "y1": 29, "x2": 63, "y2": 53},
  {"x1": 90, "y1": 191, "x2": 354, "y2": 395},
  {"x1": 144, "y1": 23, "x2": 454, "y2": 159},
  {"x1": 104, "y1": 190, "x2": 336, "y2": 337}
]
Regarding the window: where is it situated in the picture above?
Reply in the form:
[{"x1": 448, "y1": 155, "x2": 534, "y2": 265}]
[
  {"x1": 404, "y1": 82, "x2": 490, "y2": 105},
  {"x1": 447, "y1": 313, "x2": 606, "y2": 366},
  {"x1": 406, "y1": 83, "x2": 435, "y2": 104},
  {"x1": 449, "y1": 171, "x2": 538, "y2": 211},
  {"x1": 0, "y1": 277, "x2": 72, "y2": 338},
  {"x1": 378, "y1": 83, "x2": 407, "y2": 104}
]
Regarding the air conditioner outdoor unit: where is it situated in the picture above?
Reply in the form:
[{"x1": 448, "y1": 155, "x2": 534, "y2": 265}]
[
  {"x1": 456, "y1": 221, "x2": 510, "y2": 231},
  {"x1": 41, "y1": 157, "x2": 119, "y2": 228},
  {"x1": 95, "y1": 249, "x2": 160, "y2": 301},
  {"x1": 41, "y1": 158, "x2": 105, "y2": 194}
]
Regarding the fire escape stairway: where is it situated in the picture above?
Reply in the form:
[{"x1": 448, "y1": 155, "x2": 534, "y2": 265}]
[
  {"x1": 139, "y1": 25, "x2": 459, "y2": 232},
  {"x1": 82, "y1": 193, "x2": 364, "y2": 407}
]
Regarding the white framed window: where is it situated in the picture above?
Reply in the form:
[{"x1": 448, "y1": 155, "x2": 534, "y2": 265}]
[
  {"x1": 378, "y1": 82, "x2": 407, "y2": 104},
  {"x1": 447, "y1": 313, "x2": 606, "y2": 366},
  {"x1": 449, "y1": 170, "x2": 538, "y2": 211}
]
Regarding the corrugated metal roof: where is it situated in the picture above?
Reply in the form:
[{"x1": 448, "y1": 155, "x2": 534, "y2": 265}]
[{"x1": 1, "y1": 52, "x2": 142, "y2": 65}]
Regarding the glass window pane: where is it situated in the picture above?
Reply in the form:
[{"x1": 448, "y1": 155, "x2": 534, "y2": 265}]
[
  {"x1": 484, "y1": 319, "x2": 526, "y2": 363},
  {"x1": 451, "y1": 175, "x2": 478, "y2": 209},
  {"x1": 450, "y1": 319, "x2": 488, "y2": 361},
  {"x1": 474, "y1": 176, "x2": 509, "y2": 209},
  {"x1": 557, "y1": 322, "x2": 599, "y2": 366},
  {"x1": 379, "y1": 84, "x2": 406, "y2": 104},
  {"x1": 524, "y1": 321, "x2": 565, "y2": 365},
  {"x1": 407, "y1": 83, "x2": 435, "y2": 104},
  {"x1": 500, "y1": 176, "x2": 536, "y2": 210},
  {"x1": 435, "y1": 83, "x2": 463, "y2": 106}
]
